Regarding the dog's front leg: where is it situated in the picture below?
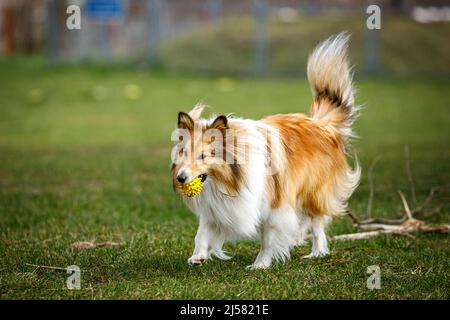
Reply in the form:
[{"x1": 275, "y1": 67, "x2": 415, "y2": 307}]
[
  {"x1": 188, "y1": 219, "x2": 215, "y2": 266},
  {"x1": 247, "y1": 206, "x2": 298, "y2": 270}
]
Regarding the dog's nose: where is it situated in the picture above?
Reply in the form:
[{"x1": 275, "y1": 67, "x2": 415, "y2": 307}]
[{"x1": 177, "y1": 173, "x2": 187, "y2": 184}]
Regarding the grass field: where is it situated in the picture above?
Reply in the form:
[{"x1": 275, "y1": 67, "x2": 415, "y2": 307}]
[{"x1": 0, "y1": 63, "x2": 449, "y2": 299}]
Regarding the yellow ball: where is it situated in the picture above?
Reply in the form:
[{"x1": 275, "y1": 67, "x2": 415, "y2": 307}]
[{"x1": 177, "y1": 176, "x2": 203, "y2": 197}]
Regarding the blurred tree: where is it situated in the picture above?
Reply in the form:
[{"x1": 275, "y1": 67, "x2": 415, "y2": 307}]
[{"x1": 1, "y1": 0, "x2": 47, "y2": 55}]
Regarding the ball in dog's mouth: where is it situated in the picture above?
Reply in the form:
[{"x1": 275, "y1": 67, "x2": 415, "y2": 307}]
[{"x1": 177, "y1": 174, "x2": 207, "y2": 197}]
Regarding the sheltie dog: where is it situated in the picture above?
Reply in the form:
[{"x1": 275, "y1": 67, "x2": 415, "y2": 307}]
[{"x1": 171, "y1": 33, "x2": 361, "y2": 269}]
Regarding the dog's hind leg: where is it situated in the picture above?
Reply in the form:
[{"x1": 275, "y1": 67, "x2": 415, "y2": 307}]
[
  {"x1": 303, "y1": 215, "x2": 331, "y2": 259},
  {"x1": 247, "y1": 205, "x2": 298, "y2": 270},
  {"x1": 296, "y1": 211, "x2": 311, "y2": 246}
]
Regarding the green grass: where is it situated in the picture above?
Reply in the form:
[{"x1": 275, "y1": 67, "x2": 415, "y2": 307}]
[{"x1": 0, "y1": 63, "x2": 449, "y2": 299}]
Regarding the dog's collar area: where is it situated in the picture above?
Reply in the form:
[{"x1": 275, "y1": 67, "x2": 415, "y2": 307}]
[{"x1": 199, "y1": 174, "x2": 207, "y2": 182}]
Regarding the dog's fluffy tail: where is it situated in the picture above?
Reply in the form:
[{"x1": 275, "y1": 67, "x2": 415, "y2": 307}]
[{"x1": 307, "y1": 32, "x2": 358, "y2": 143}]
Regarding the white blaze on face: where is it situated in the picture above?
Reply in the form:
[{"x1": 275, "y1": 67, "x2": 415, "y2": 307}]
[{"x1": 177, "y1": 167, "x2": 195, "y2": 184}]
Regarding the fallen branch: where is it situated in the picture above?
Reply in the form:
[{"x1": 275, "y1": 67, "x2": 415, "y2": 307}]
[
  {"x1": 411, "y1": 185, "x2": 445, "y2": 216},
  {"x1": 347, "y1": 211, "x2": 406, "y2": 226},
  {"x1": 333, "y1": 149, "x2": 448, "y2": 241},
  {"x1": 332, "y1": 229, "x2": 402, "y2": 241},
  {"x1": 398, "y1": 190, "x2": 413, "y2": 220},
  {"x1": 332, "y1": 221, "x2": 450, "y2": 241},
  {"x1": 336, "y1": 186, "x2": 449, "y2": 241}
]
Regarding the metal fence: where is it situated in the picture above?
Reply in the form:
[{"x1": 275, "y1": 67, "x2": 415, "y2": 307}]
[{"x1": 1, "y1": 0, "x2": 449, "y2": 75}]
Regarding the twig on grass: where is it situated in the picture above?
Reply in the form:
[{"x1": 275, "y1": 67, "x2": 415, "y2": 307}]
[
  {"x1": 25, "y1": 263, "x2": 86, "y2": 272},
  {"x1": 70, "y1": 241, "x2": 124, "y2": 250},
  {"x1": 398, "y1": 190, "x2": 413, "y2": 220},
  {"x1": 334, "y1": 149, "x2": 449, "y2": 242},
  {"x1": 332, "y1": 229, "x2": 401, "y2": 241},
  {"x1": 411, "y1": 185, "x2": 445, "y2": 216}
]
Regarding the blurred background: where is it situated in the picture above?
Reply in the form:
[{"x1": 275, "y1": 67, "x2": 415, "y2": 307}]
[
  {"x1": 1, "y1": 0, "x2": 449, "y2": 76},
  {"x1": 1, "y1": 0, "x2": 449, "y2": 299}
]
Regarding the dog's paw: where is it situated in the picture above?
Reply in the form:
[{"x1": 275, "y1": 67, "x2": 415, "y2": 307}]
[
  {"x1": 302, "y1": 251, "x2": 329, "y2": 259},
  {"x1": 188, "y1": 254, "x2": 207, "y2": 266},
  {"x1": 246, "y1": 262, "x2": 270, "y2": 270}
]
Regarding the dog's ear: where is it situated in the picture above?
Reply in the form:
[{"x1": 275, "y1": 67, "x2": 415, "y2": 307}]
[
  {"x1": 188, "y1": 103, "x2": 205, "y2": 120},
  {"x1": 178, "y1": 112, "x2": 194, "y2": 130},
  {"x1": 210, "y1": 115, "x2": 228, "y2": 130}
]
